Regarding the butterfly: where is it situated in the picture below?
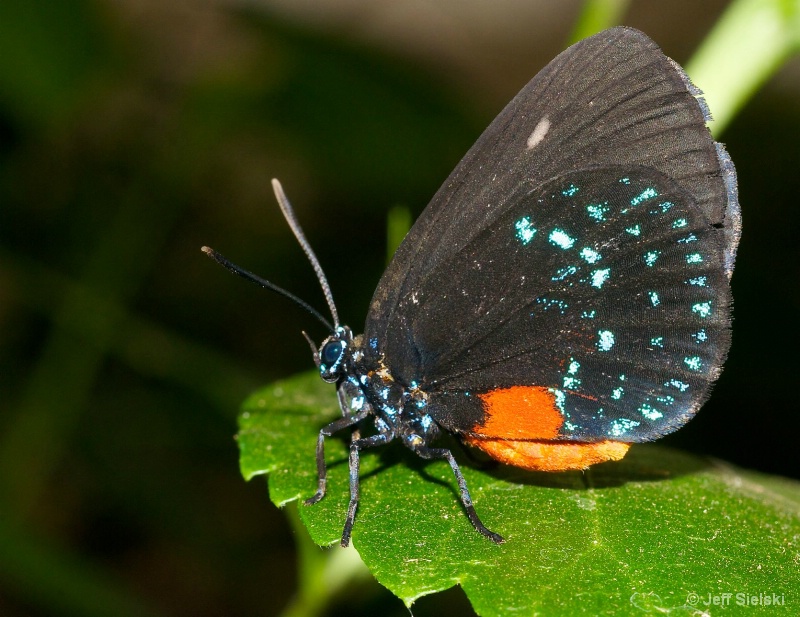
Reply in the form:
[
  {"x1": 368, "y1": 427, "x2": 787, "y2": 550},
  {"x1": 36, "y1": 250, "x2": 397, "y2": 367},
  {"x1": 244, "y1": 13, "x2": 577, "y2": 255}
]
[{"x1": 204, "y1": 26, "x2": 741, "y2": 546}]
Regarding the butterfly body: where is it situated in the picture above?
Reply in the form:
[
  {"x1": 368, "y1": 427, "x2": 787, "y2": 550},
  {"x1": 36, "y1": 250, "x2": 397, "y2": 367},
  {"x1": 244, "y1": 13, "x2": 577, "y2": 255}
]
[{"x1": 322, "y1": 328, "x2": 440, "y2": 452}]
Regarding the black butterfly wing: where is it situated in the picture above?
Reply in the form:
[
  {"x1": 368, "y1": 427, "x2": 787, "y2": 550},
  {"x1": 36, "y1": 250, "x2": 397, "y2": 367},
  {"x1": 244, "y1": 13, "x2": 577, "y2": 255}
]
[
  {"x1": 400, "y1": 166, "x2": 731, "y2": 441},
  {"x1": 362, "y1": 28, "x2": 740, "y2": 442}
]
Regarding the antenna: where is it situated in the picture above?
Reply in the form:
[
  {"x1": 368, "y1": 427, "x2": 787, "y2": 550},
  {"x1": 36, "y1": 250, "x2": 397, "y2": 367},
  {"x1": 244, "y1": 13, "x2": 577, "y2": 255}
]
[
  {"x1": 201, "y1": 247, "x2": 334, "y2": 332},
  {"x1": 201, "y1": 178, "x2": 341, "y2": 333},
  {"x1": 271, "y1": 179, "x2": 340, "y2": 328}
]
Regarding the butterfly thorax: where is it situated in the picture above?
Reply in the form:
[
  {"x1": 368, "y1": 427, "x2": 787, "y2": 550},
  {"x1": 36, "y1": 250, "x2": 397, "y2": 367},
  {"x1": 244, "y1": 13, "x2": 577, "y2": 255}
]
[{"x1": 318, "y1": 327, "x2": 440, "y2": 450}]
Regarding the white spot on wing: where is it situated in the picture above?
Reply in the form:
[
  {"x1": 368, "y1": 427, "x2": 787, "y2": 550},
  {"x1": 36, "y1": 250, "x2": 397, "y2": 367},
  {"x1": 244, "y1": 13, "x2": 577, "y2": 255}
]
[{"x1": 526, "y1": 116, "x2": 550, "y2": 150}]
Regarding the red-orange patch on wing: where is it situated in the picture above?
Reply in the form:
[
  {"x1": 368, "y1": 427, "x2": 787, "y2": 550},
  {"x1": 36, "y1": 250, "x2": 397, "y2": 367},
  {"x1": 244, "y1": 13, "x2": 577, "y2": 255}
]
[
  {"x1": 463, "y1": 437, "x2": 630, "y2": 471},
  {"x1": 476, "y1": 386, "x2": 562, "y2": 439}
]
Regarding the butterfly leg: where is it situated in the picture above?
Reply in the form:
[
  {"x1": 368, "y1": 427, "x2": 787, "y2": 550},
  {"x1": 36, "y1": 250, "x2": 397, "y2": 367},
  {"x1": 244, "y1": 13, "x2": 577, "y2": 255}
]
[
  {"x1": 413, "y1": 445, "x2": 505, "y2": 544},
  {"x1": 341, "y1": 432, "x2": 392, "y2": 547},
  {"x1": 305, "y1": 410, "x2": 369, "y2": 506}
]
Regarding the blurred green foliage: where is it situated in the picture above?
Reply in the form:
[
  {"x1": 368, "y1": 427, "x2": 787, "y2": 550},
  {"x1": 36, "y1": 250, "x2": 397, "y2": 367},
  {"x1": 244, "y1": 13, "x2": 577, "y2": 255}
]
[{"x1": 0, "y1": 1, "x2": 798, "y2": 616}]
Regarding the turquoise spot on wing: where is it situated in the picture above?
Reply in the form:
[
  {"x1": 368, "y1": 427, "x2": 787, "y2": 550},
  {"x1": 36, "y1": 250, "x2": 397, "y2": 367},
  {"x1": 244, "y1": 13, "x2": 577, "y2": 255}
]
[
  {"x1": 552, "y1": 265, "x2": 578, "y2": 281},
  {"x1": 586, "y1": 202, "x2": 610, "y2": 221},
  {"x1": 666, "y1": 379, "x2": 690, "y2": 392},
  {"x1": 692, "y1": 301, "x2": 712, "y2": 318},
  {"x1": 563, "y1": 376, "x2": 580, "y2": 389},
  {"x1": 597, "y1": 330, "x2": 615, "y2": 351},
  {"x1": 672, "y1": 218, "x2": 688, "y2": 229},
  {"x1": 549, "y1": 229, "x2": 576, "y2": 249},
  {"x1": 692, "y1": 329, "x2": 708, "y2": 343},
  {"x1": 562, "y1": 375, "x2": 581, "y2": 390},
  {"x1": 591, "y1": 268, "x2": 610, "y2": 289},
  {"x1": 686, "y1": 253, "x2": 703, "y2": 264},
  {"x1": 643, "y1": 250, "x2": 661, "y2": 267},
  {"x1": 609, "y1": 418, "x2": 640, "y2": 437},
  {"x1": 515, "y1": 216, "x2": 537, "y2": 245},
  {"x1": 562, "y1": 184, "x2": 579, "y2": 197},
  {"x1": 639, "y1": 403, "x2": 663, "y2": 421},
  {"x1": 562, "y1": 358, "x2": 581, "y2": 390},
  {"x1": 550, "y1": 388, "x2": 566, "y2": 413},
  {"x1": 631, "y1": 187, "x2": 658, "y2": 206},
  {"x1": 687, "y1": 276, "x2": 707, "y2": 287},
  {"x1": 535, "y1": 297, "x2": 568, "y2": 314},
  {"x1": 650, "y1": 201, "x2": 675, "y2": 214},
  {"x1": 649, "y1": 291, "x2": 660, "y2": 307},
  {"x1": 580, "y1": 247, "x2": 601, "y2": 264},
  {"x1": 625, "y1": 224, "x2": 641, "y2": 236},
  {"x1": 563, "y1": 358, "x2": 582, "y2": 393},
  {"x1": 684, "y1": 356, "x2": 703, "y2": 371},
  {"x1": 650, "y1": 336, "x2": 664, "y2": 348}
]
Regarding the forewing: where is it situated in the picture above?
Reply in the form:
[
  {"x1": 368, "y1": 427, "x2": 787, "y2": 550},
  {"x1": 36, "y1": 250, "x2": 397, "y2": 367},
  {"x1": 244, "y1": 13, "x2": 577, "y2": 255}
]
[{"x1": 364, "y1": 27, "x2": 739, "y2": 384}]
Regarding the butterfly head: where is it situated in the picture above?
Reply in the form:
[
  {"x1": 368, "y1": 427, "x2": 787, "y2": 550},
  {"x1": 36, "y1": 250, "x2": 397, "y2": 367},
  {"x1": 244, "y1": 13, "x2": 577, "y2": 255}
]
[{"x1": 317, "y1": 325, "x2": 353, "y2": 383}]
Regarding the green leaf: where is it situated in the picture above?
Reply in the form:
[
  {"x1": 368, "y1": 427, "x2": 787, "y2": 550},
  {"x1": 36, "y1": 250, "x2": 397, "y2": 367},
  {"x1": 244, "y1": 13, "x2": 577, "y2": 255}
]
[{"x1": 240, "y1": 373, "x2": 800, "y2": 615}]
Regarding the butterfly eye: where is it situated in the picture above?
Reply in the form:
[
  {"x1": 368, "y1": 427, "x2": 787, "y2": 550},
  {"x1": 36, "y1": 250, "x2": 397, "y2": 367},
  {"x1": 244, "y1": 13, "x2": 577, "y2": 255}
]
[{"x1": 320, "y1": 340, "x2": 344, "y2": 368}]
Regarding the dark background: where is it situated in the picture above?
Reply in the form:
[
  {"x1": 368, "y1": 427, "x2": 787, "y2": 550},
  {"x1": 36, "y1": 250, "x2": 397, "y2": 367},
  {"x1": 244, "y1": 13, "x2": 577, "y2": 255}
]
[{"x1": 1, "y1": 1, "x2": 798, "y2": 616}]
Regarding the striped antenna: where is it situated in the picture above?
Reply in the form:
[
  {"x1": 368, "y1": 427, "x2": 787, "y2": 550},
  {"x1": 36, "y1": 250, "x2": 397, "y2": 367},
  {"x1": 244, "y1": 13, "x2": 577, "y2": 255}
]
[{"x1": 271, "y1": 179, "x2": 340, "y2": 328}]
